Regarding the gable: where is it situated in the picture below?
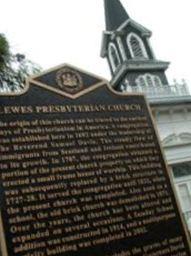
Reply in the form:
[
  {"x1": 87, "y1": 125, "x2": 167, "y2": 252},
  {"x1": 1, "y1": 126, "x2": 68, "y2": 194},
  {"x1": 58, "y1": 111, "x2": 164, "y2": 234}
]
[
  {"x1": 101, "y1": 19, "x2": 151, "y2": 58},
  {"x1": 117, "y1": 19, "x2": 152, "y2": 37}
]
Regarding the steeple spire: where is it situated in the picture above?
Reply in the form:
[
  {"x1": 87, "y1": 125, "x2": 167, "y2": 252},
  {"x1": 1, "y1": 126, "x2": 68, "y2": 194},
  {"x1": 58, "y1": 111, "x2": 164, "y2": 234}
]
[{"x1": 104, "y1": 0, "x2": 130, "y2": 31}]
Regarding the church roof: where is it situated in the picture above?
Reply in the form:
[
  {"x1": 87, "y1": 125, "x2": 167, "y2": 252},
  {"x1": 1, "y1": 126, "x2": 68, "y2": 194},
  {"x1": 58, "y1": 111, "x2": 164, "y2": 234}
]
[{"x1": 104, "y1": 0, "x2": 130, "y2": 31}]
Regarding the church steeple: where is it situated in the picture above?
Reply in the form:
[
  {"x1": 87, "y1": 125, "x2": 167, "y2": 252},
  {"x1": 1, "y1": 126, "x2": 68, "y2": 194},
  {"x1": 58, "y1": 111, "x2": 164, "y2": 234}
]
[
  {"x1": 101, "y1": 0, "x2": 170, "y2": 92},
  {"x1": 104, "y1": 0, "x2": 130, "y2": 31}
]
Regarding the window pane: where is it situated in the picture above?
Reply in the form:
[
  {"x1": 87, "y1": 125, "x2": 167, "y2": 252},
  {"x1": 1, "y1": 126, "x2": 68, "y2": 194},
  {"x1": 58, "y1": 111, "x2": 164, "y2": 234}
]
[
  {"x1": 130, "y1": 36, "x2": 144, "y2": 58},
  {"x1": 137, "y1": 76, "x2": 146, "y2": 87},
  {"x1": 109, "y1": 44, "x2": 120, "y2": 71},
  {"x1": 173, "y1": 162, "x2": 191, "y2": 178},
  {"x1": 154, "y1": 76, "x2": 162, "y2": 87},
  {"x1": 111, "y1": 48, "x2": 119, "y2": 67},
  {"x1": 146, "y1": 75, "x2": 153, "y2": 87}
]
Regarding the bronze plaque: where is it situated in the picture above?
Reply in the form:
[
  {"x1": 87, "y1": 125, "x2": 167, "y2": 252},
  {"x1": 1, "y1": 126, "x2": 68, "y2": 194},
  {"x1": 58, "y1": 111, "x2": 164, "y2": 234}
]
[{"x1": 0, "y1": 64, "x2": 190, "y2": 256}]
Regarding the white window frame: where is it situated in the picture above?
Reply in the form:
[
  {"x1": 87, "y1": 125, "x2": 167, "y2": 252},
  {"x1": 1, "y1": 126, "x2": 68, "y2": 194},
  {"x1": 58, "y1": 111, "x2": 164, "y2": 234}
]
[
  {"x1": 177, "y1": 181, "x2": 191, "y2": 212},
  {"x1": 175, "y1": 174, "x2": 191, "y2": 233},
  {"x1": 108, "y1": 42, "x2": 121, "y2": 72},
  {"x1": 127, "y1": 32, "x2": 148, "y2": 59}
]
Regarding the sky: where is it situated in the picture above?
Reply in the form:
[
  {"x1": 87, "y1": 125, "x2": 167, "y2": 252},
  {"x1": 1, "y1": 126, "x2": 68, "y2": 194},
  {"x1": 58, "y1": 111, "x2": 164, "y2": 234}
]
[{"x1": 0, "y1": 0, "x2": 191, "y2": 87}]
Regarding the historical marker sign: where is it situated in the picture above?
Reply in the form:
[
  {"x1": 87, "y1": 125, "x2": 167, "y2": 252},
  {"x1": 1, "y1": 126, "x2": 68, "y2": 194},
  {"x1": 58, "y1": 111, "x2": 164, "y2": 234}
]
[{"x1": 0, "y1": 64, "x2": 190, "y2": 256}]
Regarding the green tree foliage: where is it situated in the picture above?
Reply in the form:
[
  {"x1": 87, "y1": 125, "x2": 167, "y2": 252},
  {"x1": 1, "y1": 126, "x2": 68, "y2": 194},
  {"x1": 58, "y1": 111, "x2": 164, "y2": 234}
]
[
  {"x1": 0, "y1": 33, "x2": 41, "y2": 92},
  {"x1": 0, "y1": 33, "x2": 11, "y2": 70}
]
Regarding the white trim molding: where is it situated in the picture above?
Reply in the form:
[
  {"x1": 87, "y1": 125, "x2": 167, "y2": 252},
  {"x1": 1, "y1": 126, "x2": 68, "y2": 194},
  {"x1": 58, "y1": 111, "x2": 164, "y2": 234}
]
[
  {"x1": 108, "y1": 42, "x2": 121, "y2": 72},
  {"x1": 116, "y1": 36, "x2": 127, "y2": 61},
  {"x1": 127, "y1": 32, "x2": 148, "y2": 59},
  {"x1": 163, "y1": 133, "x2": 191, "y2": 147}
]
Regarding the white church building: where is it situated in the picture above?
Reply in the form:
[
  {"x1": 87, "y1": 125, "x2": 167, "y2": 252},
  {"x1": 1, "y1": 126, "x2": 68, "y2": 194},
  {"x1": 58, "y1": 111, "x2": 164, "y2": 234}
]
[{"x1": 101, "y1": 0, "x2": 191, "y2": 233}]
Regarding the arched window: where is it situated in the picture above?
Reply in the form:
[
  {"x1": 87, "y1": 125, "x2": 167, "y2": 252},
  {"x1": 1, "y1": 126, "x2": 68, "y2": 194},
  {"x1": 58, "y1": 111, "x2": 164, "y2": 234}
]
[
  {"x1": 127, "y1": 33, "x2": 148, "y2": 59},
  {"x1": 136, "y1": 74, "x2": 162, "y2": 88},
  {"x1": 137, "y1": 76, "x2": 147, "y2": 87},
  {"x1": 154, "y1": 76, "x2": 162, "y2": 87},
  {"x1": 146, "y1": 74, "x2": 153, "y2": 87},
  {"x1": 108, "y1": 43, "x2": 121, "y2": 72},
  {"x1": 120, "y1": 78, "x2": 130, "y2": 92}
]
